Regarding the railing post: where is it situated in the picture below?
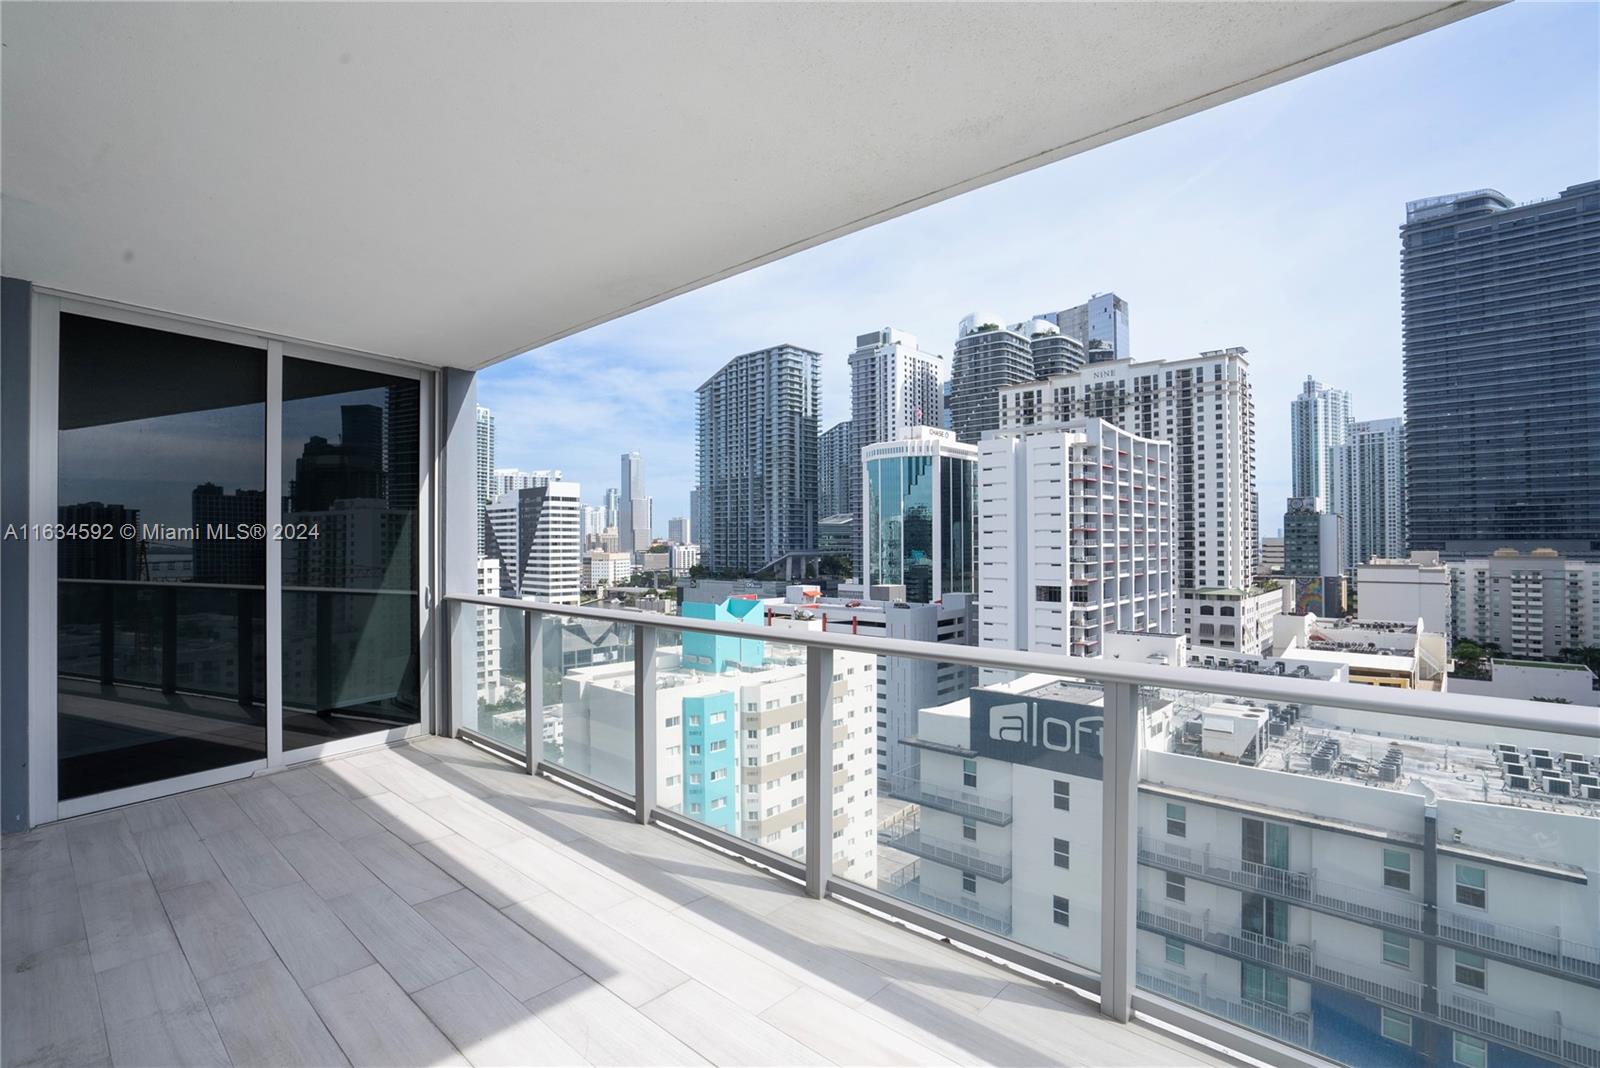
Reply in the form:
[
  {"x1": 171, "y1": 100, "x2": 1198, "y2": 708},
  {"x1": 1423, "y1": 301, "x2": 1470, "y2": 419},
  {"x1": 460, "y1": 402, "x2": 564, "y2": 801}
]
[
  {"x1": 523, "y1": 610, "x2": 543, "y2": 774},
  {"x1": 633, "y1": 624, "x2": 659, "y2": 825},
  {"x1": 805, "y1": 646, "x2": 834, "y2": 899},
  {"x1": 1099, "y1": 680, "x2": 1139, "y2": 1023}
]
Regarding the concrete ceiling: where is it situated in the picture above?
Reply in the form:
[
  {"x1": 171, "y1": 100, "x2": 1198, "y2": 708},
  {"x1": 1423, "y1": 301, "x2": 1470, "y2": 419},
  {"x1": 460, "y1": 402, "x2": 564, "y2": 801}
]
[{"x1": 2, "y1": 2, "x2": 1487, "y2": 370}]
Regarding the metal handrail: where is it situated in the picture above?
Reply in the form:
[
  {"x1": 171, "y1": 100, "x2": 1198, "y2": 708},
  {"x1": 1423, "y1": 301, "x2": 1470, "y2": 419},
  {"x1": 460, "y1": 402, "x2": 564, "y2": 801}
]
[{"x1": 442, "y1": 593, "x2": 1599, "y2": 738}]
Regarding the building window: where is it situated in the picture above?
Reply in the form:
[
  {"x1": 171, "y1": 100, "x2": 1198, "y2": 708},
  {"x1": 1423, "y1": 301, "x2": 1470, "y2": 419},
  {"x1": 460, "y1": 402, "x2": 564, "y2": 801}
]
[
  {"x1": 1455, "y1": 865, "x2": 1486, "y2": 909},
  {"x1": 709, "y1": 711, "x2": 727, "y2": 724},
  {"x1": 709, "y1": 769, "x2": 726, "y2": 782},
  {"x1": 1454, "y1": 950, "x2": 1486, "y2": 991},
  {"x1": 1382, "y1": 931, "x2": 1411, "y2": 969},
  {"x1": 689, "y1": 745, "x2": 701, "y2": 756},
  {"x1": 963, "y1": 758, "x2": 978, "y2": 788},
  {"x1": 1241, "y1": 963, "x2": 1289, "y2": 1010},
  {"x1": 1053, "y1": 838, "x2": 1070, "y2": 869},
  {"x1": 1166, "y1": 802, "x2": 1186, "y2": 838},
  {"x1": 962, "y1": 872, "x2": 977, "y2": 895},
  {"x1": 1052, "y1": 896, "x2": 1070, "y2": 927},
  {"x1": 1035, "y1": 585, "x2": 1063, "y2": 603},
  {"x1": 664, "y1": 716, "x2": 681, "y2": 728},
  {"x1": 962, "y1": 818, "x2": 977, "y2": 842},
  {"x1": 1164, "y1": 937, "x2": 1185, "y2": 966},
  {"x1": 1383, "y1": 849, "x2": 1412, "y2": 891},
  {"x1": 709, "y1": 740, "x2": 727, "y2": 753},
  {"x1": 709, "y1": 798, "x2": 726, "y2": 811},
  {"x1": 1054, "y1": 780, "x2": 1070, "y2": 811},
  {"x1": 1452, "y1": 1034, "x2": 1488, "y2": 1068},
  {"x1": 1380, "y1": 1009, "x2": 1412, "y2": 1045},
  {"x1": 687, "y1": 715, "x2": 701, "y2": 727},
  {"x1": 1165, "y1": 872, "x2": 1186, "y2": 902}
]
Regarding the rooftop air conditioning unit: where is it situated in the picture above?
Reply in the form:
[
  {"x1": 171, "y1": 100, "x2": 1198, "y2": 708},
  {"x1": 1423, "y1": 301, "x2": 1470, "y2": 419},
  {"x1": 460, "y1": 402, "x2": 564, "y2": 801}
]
[
  {"x1": 1545, "y1": 777, "x2": 1572, "y2": 797},
  {"x1": 1507, "y1": 774, "x2": 1532, "y2": 790}
]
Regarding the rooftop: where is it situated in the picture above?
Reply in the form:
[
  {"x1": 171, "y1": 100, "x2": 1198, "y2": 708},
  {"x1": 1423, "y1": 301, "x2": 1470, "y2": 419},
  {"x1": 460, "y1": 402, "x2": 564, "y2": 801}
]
[
  {"x1": 1, "y1": 737, "x2": 1219, "y2": 1068},
  {"x1": 1167, "y1": 701, "x2": 1600, "y2": 815}
]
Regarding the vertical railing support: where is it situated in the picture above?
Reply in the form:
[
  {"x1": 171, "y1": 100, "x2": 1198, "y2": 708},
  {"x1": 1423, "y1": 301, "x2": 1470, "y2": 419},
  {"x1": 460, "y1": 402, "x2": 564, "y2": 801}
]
[
  {"x1": 523, "y1": 610, "x2": 543, "y2": 774},
  {"x1": 633, "y1": 624, "x2": 659, "y2": 825},
  {"x1": 805, "y1": 646, "x2": 834, "y2": 899},
  {"x1": 1100, "y1": 680, "x2": 1140, "y2": 1023}
]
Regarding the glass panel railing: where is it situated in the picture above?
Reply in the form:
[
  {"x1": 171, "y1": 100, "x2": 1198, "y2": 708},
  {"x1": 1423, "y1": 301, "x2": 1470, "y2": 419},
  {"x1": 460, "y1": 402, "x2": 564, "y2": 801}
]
[
  {"x1": 542, "y1": 612, "x2": 637, "y2": 794},
  {"x1": 455, "y1": 602, "x2": 528, "y2": 755},
  {"x1": 844, "y1": 654, "x2": 1106, "y2": 975},
  {"x1": 643, "y1": 628, "x2": 826, "y2": 862},
  {"x1": 1134, "y1": 674, "x2": 1600, "y2": 1068}
]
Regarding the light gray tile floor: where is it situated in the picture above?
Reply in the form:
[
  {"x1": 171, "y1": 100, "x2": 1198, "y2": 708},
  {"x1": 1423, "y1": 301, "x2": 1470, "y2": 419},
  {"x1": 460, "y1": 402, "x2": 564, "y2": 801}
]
[{"x1": 4, "y1": 738, "x2": 1227, "y2": 1067}]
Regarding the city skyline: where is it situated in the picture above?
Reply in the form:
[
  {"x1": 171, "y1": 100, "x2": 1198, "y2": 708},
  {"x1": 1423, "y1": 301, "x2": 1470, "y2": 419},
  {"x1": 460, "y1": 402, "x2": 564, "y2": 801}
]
[{"x1": 477, "y1": 3, "x2": 1596, "y2": 528}]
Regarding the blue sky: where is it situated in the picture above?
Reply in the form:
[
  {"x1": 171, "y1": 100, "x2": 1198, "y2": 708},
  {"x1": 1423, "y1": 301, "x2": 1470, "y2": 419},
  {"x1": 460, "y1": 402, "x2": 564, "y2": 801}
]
[{"x1": 481, "y1": 2, "x2": 1599, "y2": 537}]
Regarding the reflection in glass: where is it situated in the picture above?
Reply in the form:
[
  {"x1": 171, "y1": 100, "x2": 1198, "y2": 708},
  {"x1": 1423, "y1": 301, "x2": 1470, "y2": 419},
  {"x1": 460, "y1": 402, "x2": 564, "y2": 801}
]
[
  {"x1": 281, "y1": 359, "x2": 419, "y2": 749},
  {"x1": 56, "y1": 313, "x2": 267, "y2": 799}
]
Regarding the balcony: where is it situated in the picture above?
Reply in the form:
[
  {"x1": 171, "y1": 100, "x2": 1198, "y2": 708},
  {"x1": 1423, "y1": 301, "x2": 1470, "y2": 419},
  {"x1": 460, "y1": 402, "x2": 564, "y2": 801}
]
[
  {"x1": 1136, "y1": 894, "x2": 1424, "y2": 1012},
  {"x1": 2, "y1": 737, "x2": 1200, "y2": 1068},
  {"x1": 1438, "y1": 908, "x2": 1600, "y2": 983},
  {"x1": 1137, "y1": 969, "x2": 1311, "y2": 1049},
  {"x1": 878, "y1": 819, "x2": 1013, "y2": 882},
  {"x1": 1136, "y1": 831, "x2": 1425, "y2": 932},
  {"x1": 881, "y1": 770, "x2": 1013, "y2": 825}
]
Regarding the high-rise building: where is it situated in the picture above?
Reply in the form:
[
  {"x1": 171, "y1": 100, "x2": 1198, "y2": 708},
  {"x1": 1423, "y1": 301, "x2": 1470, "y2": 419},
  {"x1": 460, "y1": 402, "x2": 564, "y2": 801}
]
[
  {"x1": 1330, "y1": 417, "x2": 1406, "y2": 572},
  {"x1": 818, "y1": 419, "x2": 854, "y2": 520},
  {"x1": 946, "y1": 315, "x2": 1035, "y2": 445},
  {"x1": 694, "y1": 344, "x2": 820, "y2": 574},
  {"x1": 1356, "y1": 552, "x2": 1450, "y2": 637},
  {"x1": 619, "y1": 451, "x2": 651, "y2": 555},
  {"x1": 861, "y1": 427, "x2": 977, "y2": 604},
  {"x1": 1283, "y1": 495, "x2": 1346, "y2": 616},
  {"x1": 580, "y1": 504, "x2": 606, "y2": 550},
  {"x1": 979, "y1": 417, "x2": 1175, "y2": 656},
  {"x1": 474, "y1": 557, "x2": 502, "y2": 705},
  {"x1": 667, "y1": 516, "x2": 691, "y2": 545},
  {"x1": 847, "y1": 328, "x2": 944, "y2": 519},
  {"x1": 998, "y1": 349, "x2": 1256, "y2": 593},
  {"x1": 475, "y1": 405, "x2": 495, "y2": 556},
  {"x1": 1401, "y1": 181, "x2": 1600, "y2": 553},
  {"x1": 1039, "y1": 292, "x2": 1130, "y2": 362},
  {"x1": 602, "y1": 487, "x2": 620, "y2": 532},
  {"x1": 1450, "y1": 548, "x2": 1600, "y2": 660},
  {"x1": 493, "y1": 468, "x2": 561, "y2": 499},
  {"x1": 1289, "y1": 376, "x2": 1351, "y2": 505},
  {"x1": 1260, "y1": 536, "x2": 1285, "y2": 576},
  {"x1": 484, "y1": 481, "x2": 581, "y2": 604}
]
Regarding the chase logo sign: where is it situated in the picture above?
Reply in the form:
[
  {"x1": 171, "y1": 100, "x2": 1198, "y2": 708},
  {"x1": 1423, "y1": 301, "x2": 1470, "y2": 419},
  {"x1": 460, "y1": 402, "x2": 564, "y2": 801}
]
[{"x1": 970, "y1": 690, "x2": 1104, "y2": 778}]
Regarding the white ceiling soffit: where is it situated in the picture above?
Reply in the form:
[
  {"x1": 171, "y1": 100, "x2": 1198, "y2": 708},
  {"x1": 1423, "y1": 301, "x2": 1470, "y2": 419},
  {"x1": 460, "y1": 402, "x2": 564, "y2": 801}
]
[{"x1": 2, "y1": 2, "x2": 1489, "y2": 370}]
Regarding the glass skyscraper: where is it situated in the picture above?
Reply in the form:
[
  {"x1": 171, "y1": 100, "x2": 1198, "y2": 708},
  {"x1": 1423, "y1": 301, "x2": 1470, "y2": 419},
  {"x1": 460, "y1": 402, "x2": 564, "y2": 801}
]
[
  {"x1": 862, "y1": 427, "x2": 977, "y2": 603},
  {"x1": 1400, "y1": 180, "x2": 1600, "y2": 554}
]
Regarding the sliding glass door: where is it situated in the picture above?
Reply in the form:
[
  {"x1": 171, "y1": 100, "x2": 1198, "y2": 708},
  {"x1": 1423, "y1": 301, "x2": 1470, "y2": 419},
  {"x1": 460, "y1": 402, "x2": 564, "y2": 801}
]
[
  {"x1": 45, "y1": 300, "x2": 431, "y2": 816},
  {"x1": 56, "y1": 313, "x2": 269, "y2": 799},
  {"x1": 280, "y1": 358, "x2": 421, "y2": 749}
]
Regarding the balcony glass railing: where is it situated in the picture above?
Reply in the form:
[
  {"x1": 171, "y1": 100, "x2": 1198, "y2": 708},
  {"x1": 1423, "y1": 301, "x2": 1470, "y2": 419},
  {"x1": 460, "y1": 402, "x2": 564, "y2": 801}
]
[{"x1": 445, "y1": 594, "x2": 1600, "y2": 1068}]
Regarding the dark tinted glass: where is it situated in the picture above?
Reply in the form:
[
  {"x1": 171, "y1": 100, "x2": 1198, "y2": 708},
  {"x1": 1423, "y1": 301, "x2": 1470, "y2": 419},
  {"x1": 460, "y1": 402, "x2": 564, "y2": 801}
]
[
  {"x1": 281, "y1": 358, "x2": 420, "y2": 748},
  {"x1": 56, "y1": 314, "x2": 267, "y2": 799}
]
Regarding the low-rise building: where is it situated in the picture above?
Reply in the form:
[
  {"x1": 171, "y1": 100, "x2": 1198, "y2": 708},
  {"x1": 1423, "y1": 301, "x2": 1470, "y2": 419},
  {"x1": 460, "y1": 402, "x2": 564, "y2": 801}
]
[
  {"x1": 583, "y1": 550, "x2": 634, "y2": 589},
  {"x1": 889, "y1": 638, "x2": 1600, "y2": 1068},
  {"x1": 1449, "y1": 659, "x2": 1600, "y2": 707},
  {"x1": 1357, "y1": 552, "x2": 1451, "y2": 638},
  {"x1": 1272, "y1": 615, "x2": 1449, "y2": 690},
  {"x1": 560, "y1": 601, "x2": 879, "y2": 876},
  {"x1": 762, "y1": 584, "x2": 975, "y2": 789},
  {"x1": 1181, "y1": 587, "x2": 1284, "y2": 655}
]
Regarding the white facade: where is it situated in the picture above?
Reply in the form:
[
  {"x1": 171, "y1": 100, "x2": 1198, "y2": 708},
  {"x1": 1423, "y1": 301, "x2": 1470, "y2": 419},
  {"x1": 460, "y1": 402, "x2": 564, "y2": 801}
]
[
  {"x1": 763, "y1": 585, "x2": 976, "y2": 788},
  {"x1": 475, "y1": 556, "x2": 502, "y2": 705},
  {"x1": 978, "y1": 417, "x2": 1174, "y2": 657},
  {"x1": 1450, "y1": 550, "x2": 1600, "y2": 660},
  {"x1": 1181, "y1": 587, "x2": 1283, "y2": 655},
  {"x1": 583, "y1": 550, "x2": 634, "y2": 589},
  {"x1": 493, "y1": 467, "x2": 561, "y2": 498},
  {"x1": 1260, "y1": 536, "x2": 1285, "y2": 576},
  {"x1": 475, "y1": 405, "x2": 495, "y2": 555},
  {"x1": 1139, "y1": 698, "x2": 1600, "y2": 1065},
  {"x1": 997, "y1": 349, "x2": 1256, "y2": 593},
  {"x1": 1450, "y1": 660, "x2": 1600, "y2": 706},
  {"x1": 560, "y1": 638, "x2": 878, "y2": 876},
  {"x1": 1356, "y1": 552, "x2": 1450, "y2": 637},
  {"x1": 668, "y1": 543, "x2": 701, "y2": 577},
  {"x1": 485, "y1": 480, "x2": 582, "y2": 604},
  {"x1": 1289, "y1": 375, "x2": 1351, "y2": 505},
  {"x1": 848, "y1": 328, "x2": 945, "y2": 520},
  {"x1": 1331, "y1": 417, "x2": 1406, "y2": 573}
]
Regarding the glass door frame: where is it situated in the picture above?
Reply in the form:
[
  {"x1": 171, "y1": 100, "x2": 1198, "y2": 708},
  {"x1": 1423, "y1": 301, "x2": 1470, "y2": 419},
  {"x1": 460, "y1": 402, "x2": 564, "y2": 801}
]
[{"x1": 28, "y1": 291, "x2": 437, "y2": 823}]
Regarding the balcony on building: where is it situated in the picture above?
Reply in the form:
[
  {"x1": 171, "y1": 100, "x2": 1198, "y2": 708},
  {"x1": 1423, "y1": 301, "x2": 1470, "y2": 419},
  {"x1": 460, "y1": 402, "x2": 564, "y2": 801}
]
[{"x1": 0, "y1": 4, "x2": 1573, "y2": 1068}]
